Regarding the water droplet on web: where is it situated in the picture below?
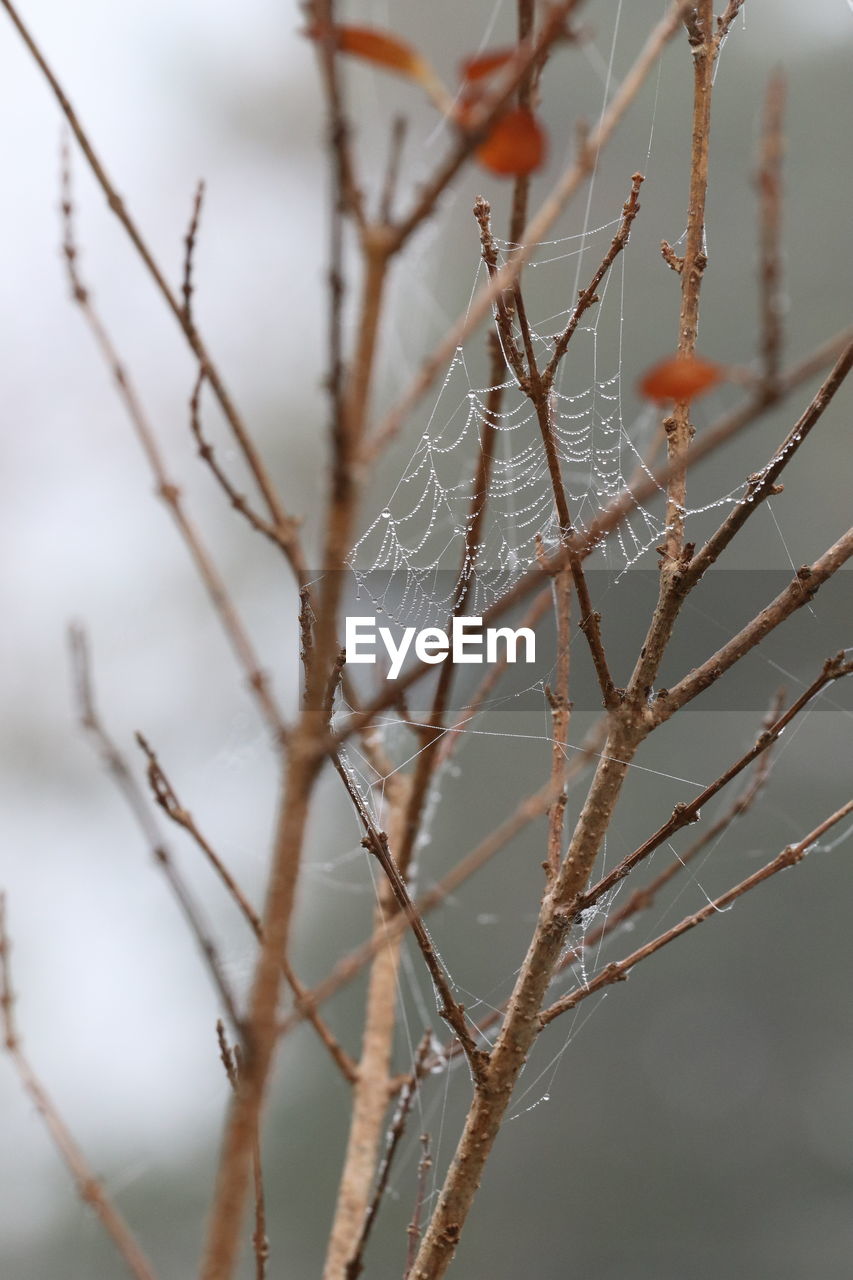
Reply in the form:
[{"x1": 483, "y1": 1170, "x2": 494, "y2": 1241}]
[{"x1": 381, "y1": 509, "x2": 392, "y2": 519}]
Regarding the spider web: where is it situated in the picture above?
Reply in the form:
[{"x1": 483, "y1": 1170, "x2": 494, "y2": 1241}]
[{"x1": 348, "y1": 219, "x2": 742, "y2": 631}]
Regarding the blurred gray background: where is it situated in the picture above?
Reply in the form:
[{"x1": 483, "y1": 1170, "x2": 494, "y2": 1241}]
[{"x1": 1, "y1": 1, "x2": 851, "y2": 1277}]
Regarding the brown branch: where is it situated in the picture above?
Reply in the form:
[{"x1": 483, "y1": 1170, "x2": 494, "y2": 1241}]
[
  {"x1": 181, "y1": 179, "x2": 205, "y2": 324},
  {"x1": 661, "y1": 0, "x2": 713, "y2": 570},
  {"x1": 378, "y1": 116, "x2": 407, "y2": 225},
  {"x1": 541, "y1": 544, "x2": 572, "y2": 884},
  {"x1": 136, "y1": 734, "x2": 357, "y2": 1085},
  {"x1": 59, "y1": 149, "x2": 288, "y2": 743},
  {"x1": 332, "y1": 757, "x2": 488, "y2": 1086},
  {"x1": 755, "y1": 70, "x2": 786, "y2": 390},
  {"x1": 69, "y1": 627, "x2": 243, "y2": 1035},
  {"x1": 281, "y1": 713, "x2": 610, "y2": 1044},
  {"x1": 542, "y1": 172, "x2": 643, "y2": 389},
  {"x1": 508, "y1": 0, "x2": 538, "y2": 248},
  {"x1": 653, "y1": 532, "x2": 853, "y2": 721},
  {"x1": 714, "y1": 0, "x2": 748, "y2": 49},
  {"x1": 541, "y1": 796, "x2": 853, "y2": 1027},
  {"x1": 685, "y1": 339, "x2": 853, "y2": 587},
  {"x1": 189, "y1": 370, "x2": 302, "y2": 563},
  {"x1": 201, "y1": 737, "x2": 322, "y2": 1280},
  {"x1": 216, "y1": 1023, "x2": 269, "y2": 1280},
  {"x1": 0, "y1": 894, "x2": 159, "y2": 1280},
  {"x1": 343, "y1": 1033, "x2": 433, "y2": 1280},
  {"x1": 1, "y1": 0, "x2": 302, "y2": 568},
  {"x1": 474, "y1": 197, "x2": 528, "y2": 388},
  {"x1": 404, "y1": 1134, "x2": 433, "y2": 1279},
  {"x1": 311, "y1": 0, "x2": 366, "y2": 229},
  {"x1": 660, "y1": 239, "x2": 683, "y2": 274},
  {"x1": 503, "y1": 176, "x2": 647, "y2": 712},
  {"x1": 323, "y1": 773, "x2": 413, "y2": 1279}
]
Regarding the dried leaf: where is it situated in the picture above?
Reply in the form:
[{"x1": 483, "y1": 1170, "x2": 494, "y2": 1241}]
[
  {"x1": 307, "y1": 23, "x2": 432, "y2": 87},
  {"x1": 475, "y1": 107, "x2": 547, "y2": 177},
  {"x1": 459, "y1": 48, "x2": 518, "y2": 83},
  {"x1": 637, "y1": 353, "x2": 723, "y2": 403}
]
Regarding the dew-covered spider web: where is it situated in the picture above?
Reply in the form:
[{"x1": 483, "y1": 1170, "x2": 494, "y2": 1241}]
[{"x1": 348, "y1": 214, "x2": 746, "y2": 632}]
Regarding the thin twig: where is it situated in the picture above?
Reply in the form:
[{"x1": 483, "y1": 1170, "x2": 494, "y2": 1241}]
[
  {"x1": 715, "y1": 0, "x2": 748, "y2": 49},
  {"x1": 332, "y1": 757, "x2": 489, "y2": 1085},
  {"x1": 404, "y1": 1134, "x2": 433, "y2": 1279},
  {"x1": 755, "y1": 70, "x2": 786, "y2": 390},
  {"x1": 654, "y1": 533, "x2": 853, "y2": 721},
  {"x1": 68, "y1": 627, "x2": 243, "y2": 1035},
  {"x1": 216, "y1": 1023, "x2": 270, "y2": 1280},
  {"x1": 60, "y1": 147, "x2": 288, "y2": 743},
  {"x1": 189, "y1": 370, "x2": 302, "y2": 562},
  {"x1": 137, "y1": 734, "x2": 357, "y2": 1085},
  {"x1": 378, "y1": 116, "x2": 407, "y2": 224},
  {"x1": 0, "y1": 895, "x2": 159, "y2": 1280},
  {"x1": 1, "y1": 0, "x2": 302, "y2": 568},
  {"x1": 684, "y1": 342, "x2": 853, "y2": 589},
  {"x1": 181, "y1": 179, "x2": 205, "y2": 324},
  {"x1": 280, "y1": 716, "x2": 610, "y2": 1043},
  {"x1": 344, "y1": 1033, "x2": 433, "y2": 1280},
  {"x1": 542, "y1": 172, "x2": 643, "y2": 388},
  {"x1": 539, "y1": 537, "x2": 572, "y2": 884}
]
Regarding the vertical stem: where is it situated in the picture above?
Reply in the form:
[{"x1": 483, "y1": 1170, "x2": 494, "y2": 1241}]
[
  {"x1": 756, "y1": 70, "x2": 786, "y2": 391},
  {"x1": 323, "y1": 777, "x2": 413, "y2": 1280},
  {"x1": 663, "y1": 0, "x2": 714, "y2": 562}
]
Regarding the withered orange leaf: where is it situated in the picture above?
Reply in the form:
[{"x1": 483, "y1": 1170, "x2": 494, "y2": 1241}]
[
  {"x1": 306, "y1": 23, "x2": 432, "y2": 87},
  {"x1": 637, "y1": 353, "x2": 723, "y2": 404},
  {"x1": 459, "y1": 48, "x2": 518, "y2": 83},
  {"x1": 475, "y1": 107, "x2": 547, "y2": 177}
]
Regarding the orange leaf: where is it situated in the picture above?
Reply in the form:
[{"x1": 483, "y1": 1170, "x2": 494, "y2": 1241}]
[
  {"x1": 307, "y1": 23, "x2": 432, "y2": 87},
  {"x1": 475, "y1": 107, "x2": 547, "y2": 177},
  {"x1": 637, "y1": 353, "x2": 723, "y2": 404},
  {"x1": 459, "y1": 48, "x2": 518, "y2": 83}
]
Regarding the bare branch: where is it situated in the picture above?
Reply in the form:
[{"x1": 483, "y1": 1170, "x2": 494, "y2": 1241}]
[
  {"x1": 654, "y1": 532, "x2": 853, "y2": 720},
  {"x1": 69, "y1": 627, "x2": 243, "y2": 1035},
  {"x1": 60, "y1": 148, "x2": 288, "y2": 742},
  {"x1": 343, "y1": 1033, "x2": 433, "y2": 1280},
  {"x1": 0, "y1": 0, "x2": 302, "y2": 564},
  {"x1": 189, "y1": 370, "x2": 303, "y2": 564},
  {"x1": 685, "y1": 339, "x2": 853, "y2": 587},
  {"x1": 137, "y1": 734, "x2": 356, "y2": 1086},
  {"x1": 216, "y1": 1023, "x2": 270, "y2": 1280},
  {"x1": 181, "y1": 178, "x2": 205, "y2": 324},
  {"x1": 755, "y1": 70, "x2": 786, "y2": 389}
]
